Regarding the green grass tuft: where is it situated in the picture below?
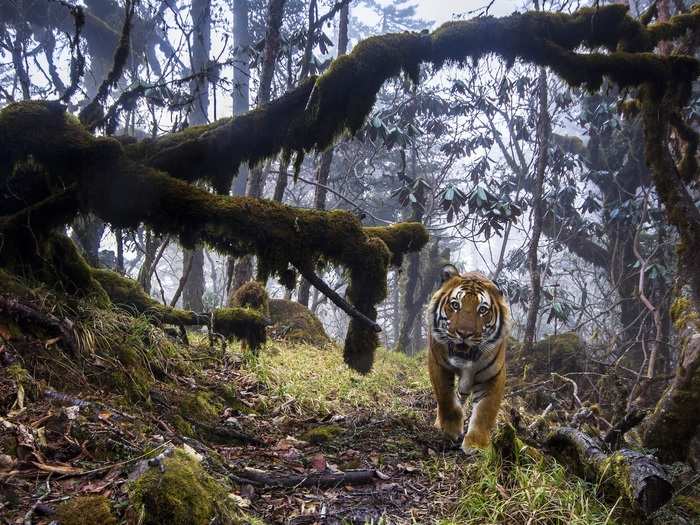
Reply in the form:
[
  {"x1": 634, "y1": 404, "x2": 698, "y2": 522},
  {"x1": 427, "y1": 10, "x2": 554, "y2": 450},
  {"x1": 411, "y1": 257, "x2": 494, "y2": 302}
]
[{"x1": 251, "y1": 341, "x2": 430, "y2": 417}]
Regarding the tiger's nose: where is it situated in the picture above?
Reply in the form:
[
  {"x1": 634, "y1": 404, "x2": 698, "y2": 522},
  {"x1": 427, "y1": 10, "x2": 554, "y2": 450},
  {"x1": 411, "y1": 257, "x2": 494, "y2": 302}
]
[{"x1": 456, "y1": 329, "x2": 470, "y2": 338}]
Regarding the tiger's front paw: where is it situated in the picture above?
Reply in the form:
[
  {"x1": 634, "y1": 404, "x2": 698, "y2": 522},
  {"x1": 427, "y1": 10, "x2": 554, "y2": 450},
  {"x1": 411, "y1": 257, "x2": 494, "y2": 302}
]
[
  {"x1": 435, "y1": 407, "x2": 464, "y2": 440},
  {"x1": 461, "y1": 428, "x2": 490, "y2": 453}
]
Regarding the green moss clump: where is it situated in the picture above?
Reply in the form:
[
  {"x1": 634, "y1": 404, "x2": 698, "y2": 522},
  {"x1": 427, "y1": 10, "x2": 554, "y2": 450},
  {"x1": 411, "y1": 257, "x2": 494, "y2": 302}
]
[
  {"x1": 301, "y1": 424, "x2": 343, "y2": 444},
  {"x1": 6, "y1": 364, "x2": 30, "y2": 385},
  {"x1": 172, "y1": 415, "x2": 195, "y2": 437},
  {"x1": 364, "y1": 223, "x2": 429, "y2": 266},
  {"x1": 0, "y1": 233, "x2": 109, "y2": 306},
  {"x1": 55, "y1": 495, "x2": 117, "y2": 525},
  {"x1": 670, "y1": 296, "x2": 700, "y2": 330},
  {"x1": 179, "y1": 391, "x2": 222, "y2": 423},
  {"x1": 229, "y1": 280, "x2": 269, "y2": 317},
  {"x1": 128, "y1": 448, "x2": 234, "y2": 525},
  {"x1": 213, "y1": 307, "x2": 268, "y2": 352},
  {"x1": 268, "y1": 299, "x2": 330, "y2": 346},
  {"x1": 510, "y1": 332, "x2": 583, "y2": 380}
]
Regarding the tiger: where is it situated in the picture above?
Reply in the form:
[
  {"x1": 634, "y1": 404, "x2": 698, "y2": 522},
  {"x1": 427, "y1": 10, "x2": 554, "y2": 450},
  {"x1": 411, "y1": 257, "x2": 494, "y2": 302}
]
[{"x1": 427, "y1": 264, "x2": 510, "y2": 453}]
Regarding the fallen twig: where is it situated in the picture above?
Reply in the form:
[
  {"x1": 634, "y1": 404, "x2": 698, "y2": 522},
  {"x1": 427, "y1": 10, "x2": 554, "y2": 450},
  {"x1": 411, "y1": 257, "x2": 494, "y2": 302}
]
[{"x1": 230, "y1": 467, "x2": 380, "y2": 488}]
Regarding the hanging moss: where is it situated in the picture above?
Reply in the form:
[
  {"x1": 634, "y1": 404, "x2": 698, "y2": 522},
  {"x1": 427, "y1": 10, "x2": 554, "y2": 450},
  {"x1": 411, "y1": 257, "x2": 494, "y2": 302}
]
[
  {"x1": 228, "y1": 280, "x2": 269, "y2": 317},
  {"x1": 128, "y1": 448, "x2": 237, "y2": 525},
  {"x1": 4, "y1": 4, "x2": 700, "y2": 373},
  {"x1": 213, "y1": 307, "x2": 268, "y2": 351},
  {"x1": 91, "y1": 268, "x2": 197, "y2": 325},
  {"x1": 364, "y1": 223, "x2": 430, "y2": 266},
  {"x1": 55, "y1": 495, "x2": 117, "y2": 525}
]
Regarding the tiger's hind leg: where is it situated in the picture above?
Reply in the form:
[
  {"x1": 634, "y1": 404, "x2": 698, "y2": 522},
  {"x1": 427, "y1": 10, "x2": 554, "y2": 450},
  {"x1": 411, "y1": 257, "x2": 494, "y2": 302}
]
[
  {"x1": 462, "y1": 365, "x2": 505, "y2": 452},
  {"x1": 429, "y1": 350, "x2": 463, "y2": 440}
]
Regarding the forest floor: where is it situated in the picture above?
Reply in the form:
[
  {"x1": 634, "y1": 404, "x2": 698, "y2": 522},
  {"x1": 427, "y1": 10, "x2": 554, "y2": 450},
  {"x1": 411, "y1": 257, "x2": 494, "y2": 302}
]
[{"x1": 0, "y1": 308, "x2": 627, "y2": 525}]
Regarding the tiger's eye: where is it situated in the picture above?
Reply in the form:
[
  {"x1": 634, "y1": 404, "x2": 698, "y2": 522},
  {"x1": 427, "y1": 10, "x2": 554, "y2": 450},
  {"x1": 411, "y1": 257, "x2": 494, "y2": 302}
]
[
  {"x1": 478, "y1": 304, "x2": 489, "y2": 315},
  {"x1": 450, "y1": 300, "x2": 461, "y2": 311}
]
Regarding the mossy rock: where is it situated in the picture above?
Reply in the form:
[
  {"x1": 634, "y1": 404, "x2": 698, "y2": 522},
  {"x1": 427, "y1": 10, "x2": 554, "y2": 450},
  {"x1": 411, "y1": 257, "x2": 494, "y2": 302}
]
[
  {"x1": 128, "y1": 448, "x2": 237, "y2": 525},
  {"x1": 268, "y1": 299, "x2": 330, "y2": 347},
  {"x1": 179, "y1": 391, "x2": 223, "y2": 423},
  {"x1": 301, "y1": 424, "x2": 343, "y2": 444},
  {"x1": 55, "y1": 495, "x2": 117, "y2": 525},
  {"x1": 509, "y1": 332, "x2": 584, "y2": 380}
]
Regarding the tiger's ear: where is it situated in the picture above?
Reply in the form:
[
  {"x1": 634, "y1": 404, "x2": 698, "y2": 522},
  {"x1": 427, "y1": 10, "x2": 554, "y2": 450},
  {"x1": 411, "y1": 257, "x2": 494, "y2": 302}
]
[{"x1": 440, "y1": 263, "x2": 460, "y2": 283}]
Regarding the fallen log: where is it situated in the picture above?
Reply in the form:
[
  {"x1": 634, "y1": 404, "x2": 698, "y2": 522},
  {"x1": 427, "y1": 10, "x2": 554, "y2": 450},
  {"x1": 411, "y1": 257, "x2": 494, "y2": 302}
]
[
  {"x1": 546, "y1": 426, "x2": 673, "y2": 514},
  {"x1": 230, "y1": 467, "x2": 379, "y2": 488},
  {"x1": 0, "y1": 296, "x2": 78, "y2": 355}
]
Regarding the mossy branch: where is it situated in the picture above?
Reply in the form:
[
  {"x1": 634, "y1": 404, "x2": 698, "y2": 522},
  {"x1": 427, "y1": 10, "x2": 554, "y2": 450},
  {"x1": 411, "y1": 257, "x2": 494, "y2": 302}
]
[{"x1": 120, "y1": 5, "x2": 700, "y2": 194}]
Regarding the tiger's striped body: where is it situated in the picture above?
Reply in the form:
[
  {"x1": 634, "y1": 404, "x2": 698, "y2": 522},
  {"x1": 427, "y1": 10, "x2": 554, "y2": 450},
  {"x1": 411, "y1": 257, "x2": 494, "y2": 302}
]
[{"x1": 427, "y1": 266, "x2": 510, "y2": 452}]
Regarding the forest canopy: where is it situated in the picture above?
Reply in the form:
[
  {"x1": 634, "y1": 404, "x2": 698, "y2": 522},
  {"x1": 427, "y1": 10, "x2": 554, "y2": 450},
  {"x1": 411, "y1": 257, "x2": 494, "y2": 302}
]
[{"x1": 3, "y1": 3, "x2": 700, "y2": 371}]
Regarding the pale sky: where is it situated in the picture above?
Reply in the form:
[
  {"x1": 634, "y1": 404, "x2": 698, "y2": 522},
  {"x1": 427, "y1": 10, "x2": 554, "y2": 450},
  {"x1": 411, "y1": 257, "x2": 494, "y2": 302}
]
[{"x1": 412, "y1": 0, "x2": 523, "y2": 26}]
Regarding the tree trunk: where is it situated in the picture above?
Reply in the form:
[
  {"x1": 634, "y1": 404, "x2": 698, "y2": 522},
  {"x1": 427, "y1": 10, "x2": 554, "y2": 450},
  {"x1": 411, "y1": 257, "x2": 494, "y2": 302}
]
[
  {"x1": 641, "y1": 326, "x2": 700, "y2": 464},
  {"x1": 181, "y1": 0, "x2": 211, "y2": 312},
  {"x1": 182, "y1": 247, "x2": 205, "y2": 312},
  {"x1": 523, "y1": 68, "x2": 549, "y2": 353},
  {"x1": 235, "y1": 0, "x2": 286, "y2": 286},
  {"x1": 296, "y1": 3, "x2": 348, "y2": 306},
  {"x1": 225, "y1": 0, "x2": 251, "y2": 297},
  {"x1": 71, "y1": 214, "x2": 105, "y2": 267},
  {"x1": 396, "y1": 122, "x2": 424, "y2": 354}
]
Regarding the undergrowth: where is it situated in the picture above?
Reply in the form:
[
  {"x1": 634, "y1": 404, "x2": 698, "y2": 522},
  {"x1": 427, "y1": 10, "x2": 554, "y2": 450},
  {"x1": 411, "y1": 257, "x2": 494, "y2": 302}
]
[
  {"x1": 436, "y1": 445, "x2": 618, "y2": 525},
  {"x1": 245, "y1": 341, "x2": 619, "y2": 524},
  {"x1": 250, "y1": 341, "x2": 431, "y2": 417}
]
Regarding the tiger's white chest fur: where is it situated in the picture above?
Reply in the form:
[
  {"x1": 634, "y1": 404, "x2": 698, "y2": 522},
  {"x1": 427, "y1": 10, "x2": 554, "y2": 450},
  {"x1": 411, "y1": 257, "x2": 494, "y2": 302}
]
[{"x1": 446, "y1": 345, "x2": 502, "y2": 396}]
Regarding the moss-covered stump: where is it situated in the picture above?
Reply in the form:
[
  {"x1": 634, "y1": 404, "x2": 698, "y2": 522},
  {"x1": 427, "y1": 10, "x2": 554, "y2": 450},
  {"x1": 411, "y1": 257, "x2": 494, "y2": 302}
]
[
  {"x1": 268, "y1": 299, "x2": 330, "y2": 346},
  {"x1": 213, "y1": 307, "x2": 268, "y2": 351},
  {"x1": 128, "y1": 448, "x2": 238, "y2": 525},
  {"x1": 509, "y1": 332, "x2": 584, "y2": 380},
  {"x1": 228, "y1": 280, "x2": 270, "y2": 317},
  {"x1": 55, "y1": 495, "x2": 117, "y2": 525}
]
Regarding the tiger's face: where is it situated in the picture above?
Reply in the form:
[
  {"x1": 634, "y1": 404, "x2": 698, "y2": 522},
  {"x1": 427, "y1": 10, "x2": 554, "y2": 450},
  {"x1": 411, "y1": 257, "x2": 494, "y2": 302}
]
[{"x1": 430, "y1": 265, "x2": 506, "y2": 350}]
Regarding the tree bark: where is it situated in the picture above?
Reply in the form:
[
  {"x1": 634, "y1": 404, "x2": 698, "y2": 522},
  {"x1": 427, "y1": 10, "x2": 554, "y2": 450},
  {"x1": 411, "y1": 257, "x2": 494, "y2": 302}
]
[
  {"x1": 523, "y1": 68, "x2": 550, "y2": 353},
  {"x1": 182, "y1": 247, "x2": 205, "y2": 312}
]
